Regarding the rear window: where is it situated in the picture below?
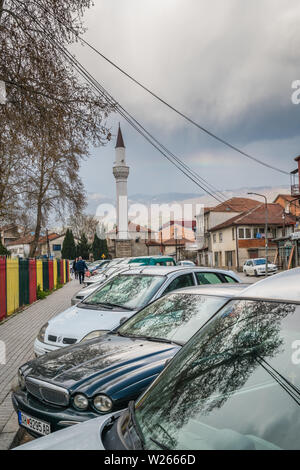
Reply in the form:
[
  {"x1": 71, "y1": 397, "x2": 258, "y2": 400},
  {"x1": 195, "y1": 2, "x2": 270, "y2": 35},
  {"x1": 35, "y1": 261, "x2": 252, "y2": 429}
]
[{"x1": 196, "y1": 272, "x2": 223, "y2": 285}]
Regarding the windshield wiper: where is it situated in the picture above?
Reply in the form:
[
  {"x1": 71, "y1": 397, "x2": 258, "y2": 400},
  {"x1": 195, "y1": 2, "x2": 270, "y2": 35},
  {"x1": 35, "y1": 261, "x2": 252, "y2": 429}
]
[
  {"x1": 128, "y1": 401, "x2": 144, "y2": 450},
  {"x1": 81, "y1": 301, "x2": 113, "y2": 309},
  {"x1": 98, "y1": 302, "x2": 134, "y2": 311},
  {"x1": 141, "y1": 336, "x2": 182, "y2": 346}
]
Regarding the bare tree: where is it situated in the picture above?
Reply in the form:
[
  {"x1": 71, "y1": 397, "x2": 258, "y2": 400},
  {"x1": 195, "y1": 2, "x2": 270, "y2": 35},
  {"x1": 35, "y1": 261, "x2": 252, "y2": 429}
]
[{"x1": 0, "y1": 0, "x2": 114, "y2": 255}]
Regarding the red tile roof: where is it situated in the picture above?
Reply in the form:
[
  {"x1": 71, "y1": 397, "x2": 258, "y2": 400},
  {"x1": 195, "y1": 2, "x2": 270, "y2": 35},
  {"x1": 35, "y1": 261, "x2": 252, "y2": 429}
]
[
  {"x1": 209, "y1": 203, "x2": 296, "y2": 231},
  {"x1": 205, "y1": 197, "x2": 261, "y2": 214}
]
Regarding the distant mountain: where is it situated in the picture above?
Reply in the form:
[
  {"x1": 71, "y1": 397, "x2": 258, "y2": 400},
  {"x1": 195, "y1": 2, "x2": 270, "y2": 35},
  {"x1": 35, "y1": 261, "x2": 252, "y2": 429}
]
[{"x1": 51, "y1": 185, "x2": 291, "y2": 233}]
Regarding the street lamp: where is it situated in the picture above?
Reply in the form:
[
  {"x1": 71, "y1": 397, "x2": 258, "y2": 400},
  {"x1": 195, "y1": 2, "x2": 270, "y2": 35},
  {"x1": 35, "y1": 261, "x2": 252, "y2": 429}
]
[{"x1": 248, "y1": 192, "x2": 269, "y2": 277}]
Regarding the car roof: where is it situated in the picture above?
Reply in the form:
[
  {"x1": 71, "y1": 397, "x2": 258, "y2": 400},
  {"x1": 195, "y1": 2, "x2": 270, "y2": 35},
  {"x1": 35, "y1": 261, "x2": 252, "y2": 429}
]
[
  {"x1": 237, "y1": 267, "x2": 300, "y2": 303},
  {"x1": 172, "y1": 283, "x2": 250, "y2": 296},
  {"x1": 114, "y1": 265, "x2": 241, "y2": 278}
]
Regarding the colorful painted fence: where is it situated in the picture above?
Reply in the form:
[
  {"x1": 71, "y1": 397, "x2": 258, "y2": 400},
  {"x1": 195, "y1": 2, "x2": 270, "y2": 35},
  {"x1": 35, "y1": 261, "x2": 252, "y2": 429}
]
[{"x1": 0, "y1": 257, "x2": 70, "y2": 321}]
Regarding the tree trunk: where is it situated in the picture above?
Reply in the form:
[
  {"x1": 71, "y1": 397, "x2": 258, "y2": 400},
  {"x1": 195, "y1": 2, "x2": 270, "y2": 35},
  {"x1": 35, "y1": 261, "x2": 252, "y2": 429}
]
[{"x1": 29, "y1": 201, "x2": 42, "y2": 258}]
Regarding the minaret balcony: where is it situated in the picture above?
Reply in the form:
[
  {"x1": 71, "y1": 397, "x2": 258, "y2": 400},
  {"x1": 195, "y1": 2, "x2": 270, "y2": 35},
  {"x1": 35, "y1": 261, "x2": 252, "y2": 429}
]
[{"x1": 113, "y1": 166, "x2": 129, "y2": 179}]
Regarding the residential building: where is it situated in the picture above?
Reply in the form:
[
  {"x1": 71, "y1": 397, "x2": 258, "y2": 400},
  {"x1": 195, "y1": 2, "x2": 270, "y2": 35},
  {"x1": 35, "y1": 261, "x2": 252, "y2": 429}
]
[
  {"x1": 196, "y1": 197, "x2": 261, "y2": 266},
  {"x1": 273, "y1": 194, "x2": 300, "y2": 218},
  {"x1": 209, "y1": 203, "x2": 296, "y2": 270}
]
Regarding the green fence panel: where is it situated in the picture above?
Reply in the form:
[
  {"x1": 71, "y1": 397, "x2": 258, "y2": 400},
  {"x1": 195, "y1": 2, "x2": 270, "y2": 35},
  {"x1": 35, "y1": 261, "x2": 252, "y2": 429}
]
[
  {"x1": 19, "y1": 259, "x2": 29, "y2": 307},
  {"x1": 42, "y1": 260, "x2": 49, "y2": 291},
  {"x1": 57, "y1": 259, "x2": 61, "y2": 284}
]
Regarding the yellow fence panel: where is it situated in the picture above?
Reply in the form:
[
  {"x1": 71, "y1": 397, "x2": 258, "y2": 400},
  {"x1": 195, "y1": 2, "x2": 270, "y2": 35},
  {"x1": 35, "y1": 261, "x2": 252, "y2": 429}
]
[
  {"x1": 63, "y1": 259, "x2": 66, "y2": 284},
  {"x1": 36, "y1": 260, "x2": 43, "y2": 291},
  {"x1": 6, "y1": 258, "x2": 19, "y2": 316},
  {"x1": 53, "y1": 259, "x2": 57, "y2": 288}
]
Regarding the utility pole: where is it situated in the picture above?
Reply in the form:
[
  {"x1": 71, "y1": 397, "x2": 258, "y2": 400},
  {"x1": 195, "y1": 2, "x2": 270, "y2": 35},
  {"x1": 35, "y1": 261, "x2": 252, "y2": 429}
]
[{"x1": 248, "y1": 193, "x2": 268, "y2": 276}]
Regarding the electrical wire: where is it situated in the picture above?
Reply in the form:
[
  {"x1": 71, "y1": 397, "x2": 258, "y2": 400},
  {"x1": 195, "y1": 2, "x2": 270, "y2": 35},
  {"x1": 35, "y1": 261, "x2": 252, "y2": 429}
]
[{"x1": 27, "y1": 0, "x2": 291, "y2": 176}]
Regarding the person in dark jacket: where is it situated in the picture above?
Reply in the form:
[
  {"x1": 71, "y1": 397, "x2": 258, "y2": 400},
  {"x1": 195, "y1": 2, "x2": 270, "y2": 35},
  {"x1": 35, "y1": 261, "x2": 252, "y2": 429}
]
[
  {"x1": 72, "y1": 258, "x2": 79, "y2": 279},
  {"x1": 76, "y1": 257, "x2": 88, "y2": 284}
]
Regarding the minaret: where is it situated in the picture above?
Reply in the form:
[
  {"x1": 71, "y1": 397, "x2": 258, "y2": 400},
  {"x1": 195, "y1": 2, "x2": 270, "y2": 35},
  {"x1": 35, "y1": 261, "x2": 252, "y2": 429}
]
[{"x1": 113, "y1": 125, "x2": 129, "y2": 239}]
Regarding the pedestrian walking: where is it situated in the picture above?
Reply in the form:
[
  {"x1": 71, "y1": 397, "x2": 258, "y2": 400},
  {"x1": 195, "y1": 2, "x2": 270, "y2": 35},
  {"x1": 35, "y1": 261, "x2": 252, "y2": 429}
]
[
  {"x1": 72, "y1": 258, "x2": 79, "y2": 280},
  {"x1": 76, "y1": 256, "x2": 88, "y2": 284}
]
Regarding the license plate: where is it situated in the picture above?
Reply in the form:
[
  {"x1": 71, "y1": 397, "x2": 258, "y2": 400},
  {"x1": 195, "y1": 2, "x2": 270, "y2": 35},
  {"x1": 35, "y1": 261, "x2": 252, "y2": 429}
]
[{"x1": 18, "y1": 411, "x2": 51, "y2": 436}]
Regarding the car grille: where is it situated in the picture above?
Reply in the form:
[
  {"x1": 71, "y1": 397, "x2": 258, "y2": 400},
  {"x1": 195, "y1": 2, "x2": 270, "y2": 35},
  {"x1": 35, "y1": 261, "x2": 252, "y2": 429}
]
[
  {"x1": 25, "y1": 377, "x2": 69, "y2": 407},
  {"x1": 62, "y1": 337, "x2": 77, "y2": 345},
  {"x1": 48, "y1": 335, "x2": 57, "y2": 342}
]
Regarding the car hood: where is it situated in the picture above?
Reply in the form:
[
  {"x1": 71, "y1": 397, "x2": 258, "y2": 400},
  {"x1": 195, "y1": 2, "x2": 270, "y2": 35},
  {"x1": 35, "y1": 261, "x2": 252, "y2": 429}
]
[
  {"x1": 24, "y1": 335, "x2": 180, "y2": 398},
  {"x1": 16, "y1": 414, "x2": 116, "y2": 450},
  {"x1": 45, "y1": 305, "x2": 136, "y2": 342}
]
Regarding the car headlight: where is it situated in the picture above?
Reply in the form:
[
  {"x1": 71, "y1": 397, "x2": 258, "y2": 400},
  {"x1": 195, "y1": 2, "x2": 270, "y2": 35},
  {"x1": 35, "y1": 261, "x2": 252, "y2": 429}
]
[
  {"x1": 18, "y1": 369, "x2": 26, "y2": 390},
  {"x1": 81, "y1": 331, "x2": 108, "y2": 342},
  {"x1": 37, "y1": 322, "x2": 49, "y2": 342},
  {"x1": 73, "y1": 394, "x2": 89, "y2": 410},
  {"x1": 93, "y1": 394, "x2": 113, "y2": 413}
]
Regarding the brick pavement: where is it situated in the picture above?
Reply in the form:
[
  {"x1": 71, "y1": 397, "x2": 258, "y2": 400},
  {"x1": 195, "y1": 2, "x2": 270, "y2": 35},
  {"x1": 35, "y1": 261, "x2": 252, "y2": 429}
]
[{"x1": 0, "y1": 279, "x2": 81, "y2": 449}]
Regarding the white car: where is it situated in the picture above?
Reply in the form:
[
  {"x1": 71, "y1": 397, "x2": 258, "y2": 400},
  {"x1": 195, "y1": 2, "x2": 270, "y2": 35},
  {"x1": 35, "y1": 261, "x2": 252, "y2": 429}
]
[
  {"x1": 34, "y1": 266, "x2": 241, "y2": 356},
  {"x1": 177, "y1": 260, "x2": 196, "y2": 266},
  {"x1": 243, "y1": 258, "x2": 278, "y2": 277}
]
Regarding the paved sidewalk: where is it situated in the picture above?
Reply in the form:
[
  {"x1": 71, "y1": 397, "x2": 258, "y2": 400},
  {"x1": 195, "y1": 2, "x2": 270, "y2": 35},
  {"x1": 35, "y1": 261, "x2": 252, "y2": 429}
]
[{"x1": 0, "y1": 279, "x2": 81, "y2": 450}]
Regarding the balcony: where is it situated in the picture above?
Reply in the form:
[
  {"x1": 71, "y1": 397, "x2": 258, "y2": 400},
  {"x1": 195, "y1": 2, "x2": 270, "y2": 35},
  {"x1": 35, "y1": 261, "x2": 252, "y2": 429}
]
[{"x1": 291, "y1": 184, "x2": 300, "y2": 197}]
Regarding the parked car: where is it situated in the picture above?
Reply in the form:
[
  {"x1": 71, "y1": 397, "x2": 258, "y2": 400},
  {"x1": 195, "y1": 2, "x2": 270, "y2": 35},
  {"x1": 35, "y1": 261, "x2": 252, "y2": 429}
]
[
  {"x1": 177, "y1": 260, "x2": 196, "y2": 266},
  {"x1": 35, "y1": 266, "x2": 241, "y2": 355},
  {"x1": 88, "y1": 260, "x2": 111, "y2": 276},
  {"x1": 18, "y1": 268, "x2": 300, "y2": 450},
  {"x1": 243, "y1": 258, "x2": 277, "y2": 277},
  {"x1": 12, "y1": 283, "x2": 246, "y2": 438},
  {"x1": 128, "y1": 256, "x2": 176, "y2": 266},
  {"x1": 71, "y1": 261, "x2": 145, "y2": 305}
]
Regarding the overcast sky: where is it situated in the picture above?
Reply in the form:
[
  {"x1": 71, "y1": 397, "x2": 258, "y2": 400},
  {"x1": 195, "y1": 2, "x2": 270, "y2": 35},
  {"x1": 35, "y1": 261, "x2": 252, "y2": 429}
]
[{"x1": 73, "y1": 0, "x2": 300, "y2": 204}]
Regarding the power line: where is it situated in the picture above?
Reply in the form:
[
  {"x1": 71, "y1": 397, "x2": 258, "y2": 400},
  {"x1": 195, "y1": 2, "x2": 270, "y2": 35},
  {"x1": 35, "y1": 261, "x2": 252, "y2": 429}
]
[
  {"x1": 10, "y1": 0, "x2": 236, "y2": 208},
  {"x1": 29, "y1": 0, "x2": 290, "y2": 176}
]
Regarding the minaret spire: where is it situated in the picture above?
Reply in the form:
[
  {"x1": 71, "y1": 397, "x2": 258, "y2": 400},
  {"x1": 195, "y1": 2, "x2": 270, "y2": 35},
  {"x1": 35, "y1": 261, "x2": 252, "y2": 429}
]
[{"x1": 115, "y1": 123, "x2": 125, "y2": 149}]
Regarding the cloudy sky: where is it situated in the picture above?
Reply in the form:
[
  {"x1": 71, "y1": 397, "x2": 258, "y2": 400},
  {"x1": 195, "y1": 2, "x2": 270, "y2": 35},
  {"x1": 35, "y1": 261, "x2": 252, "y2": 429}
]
[{"x1": 73, "y1": 0, "x2": 300, "y2": 205}]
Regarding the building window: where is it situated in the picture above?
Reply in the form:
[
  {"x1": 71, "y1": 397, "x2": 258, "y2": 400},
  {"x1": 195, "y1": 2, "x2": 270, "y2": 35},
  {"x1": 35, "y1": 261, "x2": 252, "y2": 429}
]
[
  {"x1": 52, "y1": 244, "x2": 62, "y2": 252},
  {"x1": 213, "y1": 234, "x2": 217, "y2": 243},
  {"x1": 238, "y1": 228, "x2": 245, "y2": 239},
  {"x1": 245, "y1": 228, "x2": 251, "y2": 239},
  {"x1": 219, "y1": 232, "x2": 223, "y2": 242}
]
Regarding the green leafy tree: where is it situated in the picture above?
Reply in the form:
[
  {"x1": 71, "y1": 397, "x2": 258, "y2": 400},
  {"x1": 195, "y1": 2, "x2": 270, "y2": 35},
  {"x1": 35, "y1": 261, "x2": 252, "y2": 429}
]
[
  {"x1": 61, "y1": 229, "x2": 76, "y2": 260},
  {"x1": 76, "y1": 233, "x2": 90, "y2": 260},
  {"x1": 0, "y1": 239, "x2": 9, "y2": 255},
  {"x1": 91, "y1": 233, "x2": 109, "y2": 261}
]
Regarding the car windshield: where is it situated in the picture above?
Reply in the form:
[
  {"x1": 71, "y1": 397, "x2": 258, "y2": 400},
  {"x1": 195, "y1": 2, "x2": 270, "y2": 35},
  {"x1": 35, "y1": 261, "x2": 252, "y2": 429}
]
[
  {"x1": 254, "y1": 259, "x2": 266, "y2": 266},
  {"x1": 127, "y1": 299, "x2": 300, "y2": 450},
  {"x1": 82, "y1": 274, "x2": 166, "y2": 310},
  {"x1": 118, "y1": 293, "x2": 227, "y2": 345}
]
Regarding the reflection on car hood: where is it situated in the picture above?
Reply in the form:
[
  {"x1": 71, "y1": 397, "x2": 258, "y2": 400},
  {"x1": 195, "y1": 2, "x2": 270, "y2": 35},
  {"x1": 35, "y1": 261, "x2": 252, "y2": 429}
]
[{"x1": 25, "y1": 335, "x2": 180, "y2": 398}]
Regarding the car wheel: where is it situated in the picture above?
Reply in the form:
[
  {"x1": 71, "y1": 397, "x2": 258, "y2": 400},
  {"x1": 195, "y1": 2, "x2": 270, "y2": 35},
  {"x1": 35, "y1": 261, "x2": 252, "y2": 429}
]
[{"x1": 243, "y1": 270, "x2": 248, "y2": 276}]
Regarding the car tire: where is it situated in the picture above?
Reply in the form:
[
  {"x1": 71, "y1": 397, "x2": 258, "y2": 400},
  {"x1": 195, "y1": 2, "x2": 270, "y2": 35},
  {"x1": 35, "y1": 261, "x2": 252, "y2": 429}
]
[{"x1": 243, "y1": 270, "x2": 248, "y2": 276}]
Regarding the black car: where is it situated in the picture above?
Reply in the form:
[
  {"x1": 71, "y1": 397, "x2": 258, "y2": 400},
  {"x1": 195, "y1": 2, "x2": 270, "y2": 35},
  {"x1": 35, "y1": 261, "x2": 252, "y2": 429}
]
[{"x1": 12, "y1": 284, "x2": 244, "y2": 438}]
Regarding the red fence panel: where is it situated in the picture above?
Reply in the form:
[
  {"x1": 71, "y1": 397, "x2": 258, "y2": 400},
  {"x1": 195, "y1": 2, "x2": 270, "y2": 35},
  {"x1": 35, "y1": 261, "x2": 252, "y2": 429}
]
[
  {"x1": 29, "y1": 259, "x2": 37, "y2": 304},
  {"x1": 48, "y1": 260, "x2": 54, "y2": 291},
  {"x1": 0, "y1": 257, "x2": 6, "y2": 321}
]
